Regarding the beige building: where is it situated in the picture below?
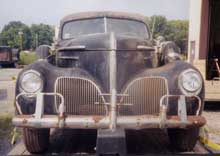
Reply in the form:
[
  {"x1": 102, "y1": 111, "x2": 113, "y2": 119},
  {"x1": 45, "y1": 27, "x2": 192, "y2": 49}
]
[{"x1": 188, "y1": 0, "x2": 220, "y2": 101}]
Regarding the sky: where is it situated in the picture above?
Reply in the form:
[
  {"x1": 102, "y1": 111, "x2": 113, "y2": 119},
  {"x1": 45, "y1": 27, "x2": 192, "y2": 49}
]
[{"x1": 0, "y1": 0, "x2": 189, "y2": 31}]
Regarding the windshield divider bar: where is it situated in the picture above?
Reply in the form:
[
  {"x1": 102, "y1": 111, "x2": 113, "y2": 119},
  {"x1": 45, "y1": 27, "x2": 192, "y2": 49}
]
[{"x1": 104, "y1": 16, "x2": 107, "y2": 33}]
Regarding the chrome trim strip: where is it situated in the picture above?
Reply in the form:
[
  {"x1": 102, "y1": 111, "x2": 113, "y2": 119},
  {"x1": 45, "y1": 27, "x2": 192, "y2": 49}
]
[{"x1": 15, "y1": 92, "x2": 64, "y2": 115}]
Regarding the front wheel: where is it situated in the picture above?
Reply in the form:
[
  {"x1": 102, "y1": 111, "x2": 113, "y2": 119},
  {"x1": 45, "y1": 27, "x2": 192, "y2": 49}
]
[
  {"x1": 168, "y1": 128, "x2": 200, "y2": 151},
  {"x1": 23, "y1": 128, "x2": 50, "y2": 154}
]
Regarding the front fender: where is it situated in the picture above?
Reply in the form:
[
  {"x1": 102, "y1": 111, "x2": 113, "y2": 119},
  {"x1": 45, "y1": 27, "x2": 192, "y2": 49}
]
[
  {"x1": 123, "y1": 61, "x2": 204, "y2": 115},
  {"x1": 16, "y1": 60, "x2": 105, "y2": 114}
]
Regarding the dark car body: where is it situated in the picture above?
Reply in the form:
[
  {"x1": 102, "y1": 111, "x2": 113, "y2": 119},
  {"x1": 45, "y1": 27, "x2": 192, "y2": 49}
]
[{"x1": 13, "y1": 12, "x2": 206, "y2": 154}]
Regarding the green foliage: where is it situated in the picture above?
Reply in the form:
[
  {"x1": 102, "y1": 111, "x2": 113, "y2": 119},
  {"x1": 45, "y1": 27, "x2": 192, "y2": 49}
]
[
  {"x1": 0, "y1": 21, "x2": 54, "y2": 50},
  {"x1": 145, "y1": 15, "x2": 168, "y2": 39},
  {"x1": 30, "y1": 24, "x2": 55, "y2": 49},
  {"x1": 165, "y1": 20, "x2": 189, "y2": 51},
  {"x1": 0, "y1": 21, "x2": 31, "y2": 49},
  {"x1": 145, "y1": 16, "x2": 189, "y2": 52},
  {"x1": 19, "y1": 51, "x2": 37, "y2": 65},
  {"x1": 0, "y1": 18, "x2": 187, "y2": 52},
  {"x1": 0, "y1": 34, "x2": 2, "y2": 45}
]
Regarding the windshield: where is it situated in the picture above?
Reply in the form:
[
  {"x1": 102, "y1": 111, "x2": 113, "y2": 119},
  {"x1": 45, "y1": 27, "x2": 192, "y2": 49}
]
[
  {"x1": 62, "y1": 17, "x2": 149, "y2": 39},
  {"x1": 107, "y1": 18, "x2": 149, "y2": 39},
  {"x1": 62, "y1": 18, "x2": 105, "y2": 39}
]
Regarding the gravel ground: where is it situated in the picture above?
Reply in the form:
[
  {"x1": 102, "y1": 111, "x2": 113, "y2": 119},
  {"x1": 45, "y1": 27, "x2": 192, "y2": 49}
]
[
  {"x1": 0, "y1": 68, "x2": 21, "y2": 80},
  {"x1": 203, "y1": 103, "x2": 220, "y2": 143},
  {"x1": 0, "y1": 68, "x2": 22, "y2": 115},
  {"x1": 0, "y1": 68, "x2": 22, "y2": 156},
  {"x1": 204, "y1": 111, "x2": 220, "y2": 134}
]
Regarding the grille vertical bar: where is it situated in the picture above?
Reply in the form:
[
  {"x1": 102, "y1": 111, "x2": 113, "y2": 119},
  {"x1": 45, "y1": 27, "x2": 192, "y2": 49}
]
[
  {"x1": 119, "y1": 77, "x2": 168, "y2": 116},
  {"x1": 55, "y1": 77, "x2": 106, "y2": 115}
]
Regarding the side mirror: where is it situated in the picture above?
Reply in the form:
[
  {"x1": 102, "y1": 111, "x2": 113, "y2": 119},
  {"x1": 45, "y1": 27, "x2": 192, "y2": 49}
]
[
  {"x1": 36, "y1": 45, "x2": 51, "y2": 60},
  {"x1": 155, "y1": 36, "x2": 166, "y2": 46},
  {"x1": 159, "y1": 41, "x2": 181, "y2": 64}
]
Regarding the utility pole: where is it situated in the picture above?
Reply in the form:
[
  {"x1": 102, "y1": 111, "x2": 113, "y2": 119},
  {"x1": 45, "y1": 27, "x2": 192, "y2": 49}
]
[
  {"x1": 151, "y1": 16, "x2": 156, "y2": 40},
  {"x1": 18, "y1": 31, "x2": 23, "y2": 51},
  {"x1": 35, "y1": 34, "x2": 38, "y2": 49}
]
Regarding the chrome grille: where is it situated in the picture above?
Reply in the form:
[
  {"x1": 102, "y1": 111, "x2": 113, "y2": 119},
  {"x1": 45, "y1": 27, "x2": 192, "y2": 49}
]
[
  {"x1": 119, "y1": 77, "x2": 168, "y2": 116},
  {"x1": 55, "y1": 77, "x2": 107, "y2": 115}
]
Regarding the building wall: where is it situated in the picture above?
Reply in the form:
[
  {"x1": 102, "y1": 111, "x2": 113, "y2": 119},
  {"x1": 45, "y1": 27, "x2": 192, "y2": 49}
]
[
  {"x1": 199, "y1": 0, "x2": 209, "y2": 60},
  {"x1": 188, "y1": 0, "x2": 209, "y2": 63}
]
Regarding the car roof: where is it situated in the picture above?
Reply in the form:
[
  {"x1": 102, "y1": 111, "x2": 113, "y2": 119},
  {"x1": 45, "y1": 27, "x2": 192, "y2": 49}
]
[{"x1": 60, "y1": 11, "x2": 147, "y2": 25}]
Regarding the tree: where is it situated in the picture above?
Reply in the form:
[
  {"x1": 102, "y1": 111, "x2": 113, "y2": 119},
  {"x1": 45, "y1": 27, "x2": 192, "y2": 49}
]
[
  {"x1": 0, "y1": 33, "x2": 2, "y2": 45},
  {"x1": 145, "y1": 15, "x2": 168, "y2": 39},
  {"x1": 0, "y1": 21, "x2": 31, "y2": 49},
  {"x1": 30, "y1": 24, "x2": 54, "y2": 49},
  {"x1": 145, "y1": 16, "x2": 189, "y2": 53},
  {"x1": 164, "y1": 20, "x2": 189, "y2": 52}
]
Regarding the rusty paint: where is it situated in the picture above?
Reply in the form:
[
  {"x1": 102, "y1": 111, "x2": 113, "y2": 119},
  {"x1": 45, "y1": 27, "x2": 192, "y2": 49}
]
[
  {"x1": 92, "y1": 116, "x2": 104, "y2": 123},
  {"x1": 13, "y1": 114, "x2": 206, "y2": 130},
  {"x1": 22, "y1": 119, "x2": 28, "y2": 124},
  {"x1": 0, "y1": 52, "x2": 10, "y2": 61},
  {"x1": 167, "y1": 116, "x2": 206, "y2": 127}
]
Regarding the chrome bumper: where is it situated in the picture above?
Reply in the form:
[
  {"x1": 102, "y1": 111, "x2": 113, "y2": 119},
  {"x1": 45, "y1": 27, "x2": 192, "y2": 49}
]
[
  {"x1": 13, "y1": 115, "x2": 206, "y2": 129},
  {"x1": 13, "y1": 93, "x2": 206, "y2": 129}
]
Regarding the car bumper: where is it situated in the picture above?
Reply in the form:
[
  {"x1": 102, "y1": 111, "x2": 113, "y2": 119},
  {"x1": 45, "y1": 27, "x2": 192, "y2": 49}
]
[
  {"x1": 13, "y1": 93, "x2": 206, "y2": 129},
  {"x1": 13, "y1": 114, "x2": 206, "y2": 129}
]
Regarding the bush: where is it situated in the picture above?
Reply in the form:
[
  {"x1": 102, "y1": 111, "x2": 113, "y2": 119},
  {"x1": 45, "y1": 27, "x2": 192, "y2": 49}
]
[{"x1": 19, "y1": 51, "x2": 37, "y2": 65}]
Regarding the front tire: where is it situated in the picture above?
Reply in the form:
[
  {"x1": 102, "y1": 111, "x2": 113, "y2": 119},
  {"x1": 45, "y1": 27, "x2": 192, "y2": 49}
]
[
  {"x1": 23, "y1": 128, "x2": 50, "y2": 154},
  {"x1": 168, "y1": 128, "x2": 199, "y2": 151}
]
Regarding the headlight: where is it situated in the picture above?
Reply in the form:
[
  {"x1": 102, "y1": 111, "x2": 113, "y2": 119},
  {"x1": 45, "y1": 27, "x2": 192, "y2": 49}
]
[
  {"x1": 19, "y1": 70, "x2": 43, "y2": 93},
  {"x1": 178, "y1": 69, "x2": 202, "y2": 95}
]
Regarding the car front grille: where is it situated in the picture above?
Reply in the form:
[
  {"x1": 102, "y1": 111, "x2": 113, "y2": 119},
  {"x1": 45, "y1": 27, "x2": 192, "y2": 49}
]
[
  {"x1": 119, "y1": 77, "x2": 168, "y2": 116},
  {"x1": 55, "y1": 77, "x2": 168, "y2": 116},
  {"x1": 55, "y1": 77, "x2": 107, "y2": 115}
]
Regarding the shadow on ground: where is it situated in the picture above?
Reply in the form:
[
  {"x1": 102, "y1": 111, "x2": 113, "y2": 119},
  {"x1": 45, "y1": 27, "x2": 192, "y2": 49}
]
[
  {"x1": 204, "y1": 102, "x2": 220, "y2": 111},
  {"x1": 46, "y1": 129, "x2": 174, "y2": 155}
]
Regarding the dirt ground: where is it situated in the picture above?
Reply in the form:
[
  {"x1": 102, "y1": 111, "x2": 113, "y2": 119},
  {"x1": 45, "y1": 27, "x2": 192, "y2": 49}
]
[
  {"x1": 204, "y1": 109, "x2": 220, "y2": 133},
  {"x1": 0, "y1": 68, "x2": 220, "y2": 155},
  {"x1": 203, "y1": 104, "x2": 220, "y2": 143},
  {"x1": 0, "y1": 69, "x2": 22, "y2": 115}
]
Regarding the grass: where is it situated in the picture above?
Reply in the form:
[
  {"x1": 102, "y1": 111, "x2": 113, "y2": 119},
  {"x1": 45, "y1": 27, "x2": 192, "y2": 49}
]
[
  {"x1": 0, "y1": 114, "x2": 13, "y2": 130},
  {"x1": 0, "y1": 114, "x2": 13, "y2": 154},
  {"x1": 0, "y1": 114, "x2": 14, "y2": 142},
  {"x1": 19, "y1": 51, "x2": 37, "y2": 65},
  {"x1": 0, "y1": 114, "x2": 22, "y2": 155}
]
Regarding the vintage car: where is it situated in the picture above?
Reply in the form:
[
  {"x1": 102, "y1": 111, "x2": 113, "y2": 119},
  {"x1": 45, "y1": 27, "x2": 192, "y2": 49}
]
[
  {"x1": 13, "y1": 12, "x2": 206, "y2": 154},
  {"x1": 0, "y1": 46, "x2": 19, "y2": 67}
]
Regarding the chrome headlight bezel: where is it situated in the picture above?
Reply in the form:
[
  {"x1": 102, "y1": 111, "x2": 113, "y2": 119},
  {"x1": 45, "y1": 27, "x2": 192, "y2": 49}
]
[
  {"x1": 178, "y1": 69, "x2": 203, "y2": 96},
  {"x1": 19, "y1": 70, "x2": 44, "y2": 94}
]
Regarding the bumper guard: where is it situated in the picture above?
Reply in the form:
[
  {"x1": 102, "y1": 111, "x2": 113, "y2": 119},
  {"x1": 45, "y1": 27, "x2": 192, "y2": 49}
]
[{"x1": 13, "y1": 93, "x2": 206, "y2": 129}]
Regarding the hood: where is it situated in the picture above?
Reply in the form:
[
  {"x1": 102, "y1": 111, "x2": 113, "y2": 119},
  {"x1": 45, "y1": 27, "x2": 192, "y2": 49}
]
[{"x1": 56, "y1": 33, "x2": 157, "y2": 92}]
